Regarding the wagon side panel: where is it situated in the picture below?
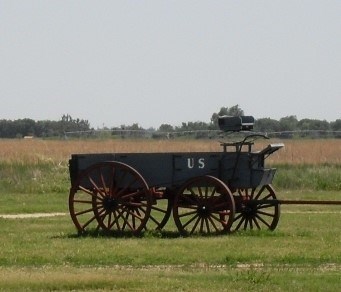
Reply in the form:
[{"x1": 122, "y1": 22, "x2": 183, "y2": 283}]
[
  {"x1": 172, "y1": 153, "x2": 221, "y2": 187},
  {"x1": 69, "y1": 153, "x2": 174, "y2": 189}
]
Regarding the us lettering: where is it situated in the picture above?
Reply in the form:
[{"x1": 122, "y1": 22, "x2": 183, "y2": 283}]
[{"x1": 187, "y1": 158, "x2": 205, "y2": 169}]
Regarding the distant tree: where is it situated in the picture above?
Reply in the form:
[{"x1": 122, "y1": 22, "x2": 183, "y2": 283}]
[
  {"x1": 254, "y1": 118, "x2": 281, "y2": 133},
  {"x1": 176, "y1": 121, "x2": 210, "y2": 132},
  {"x1": 330, "y1": 119, "x2": 341, "y2": 138},
  {"x1": 15, "y1": 118, "x2": 35, "y2": 136},
  {"x1": 0, "y1": 120, "x2": 13, "y2": 137},
  {"x1": 330, "y1": 119, "x2": 341, "y2": 131},
  {"x1": 118, "y1": 123, "x2": 145, "y2": 138},
  {"x1": 59, "y1": 114, "x2": 90, "y2": 136},
  {"x1": 158, "y1": 124, "x2": 174, "y2": 132},
  {"x1": 279, "y1": 116, "x2": 298, "y2": 132},
  {"x1": 297, "y1": 119, "x2": 330, "y2": 131}
]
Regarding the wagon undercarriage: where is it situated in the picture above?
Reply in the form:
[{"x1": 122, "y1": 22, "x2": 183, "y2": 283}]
[{"x1": 69, "y1": 159, "x2": 282, "y2": 236}]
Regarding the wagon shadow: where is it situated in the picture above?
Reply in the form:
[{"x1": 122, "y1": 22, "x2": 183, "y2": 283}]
[
  {"x1": 61, "y1": 229, "x2": 182, "y2": 239},
  {"x1": 53, "y1": 228, "x2": 287, "y2": 240},
  {"x1": 56, "y1": 229, "x2": 242, "y2": 239}
]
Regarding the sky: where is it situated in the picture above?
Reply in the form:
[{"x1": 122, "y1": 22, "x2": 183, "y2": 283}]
[{"x1": 0, "y1": 1, "x2": 340, "y2": 129}]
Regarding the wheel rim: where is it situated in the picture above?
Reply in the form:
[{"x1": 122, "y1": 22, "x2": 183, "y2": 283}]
[
  {"x1": 147, "y1": 192, "x2": 172, "y2": 231},
  {"x1": 173, "y1": 176, "x2": 235, "y2": 236},
  {"x1": 69, "y1": 161, "x2": 152, "y2": 235},
  {"x1": 231, "y1": 184, "x2": 280, "y2": 231}
]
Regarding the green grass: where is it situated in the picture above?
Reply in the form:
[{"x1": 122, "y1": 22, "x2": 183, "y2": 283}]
[
  {"x1": 273, "y1": 163, "x2": 341, "y2": 191},
  {"x1": 0, "y1": 161, "x2": 69, "y2": 194},
  {"x1": 0, "y1": 191, "x2": 340, "y2": 290},
  {"x1": 0, "y1": 162, "x2": 340, "y2": 195}
]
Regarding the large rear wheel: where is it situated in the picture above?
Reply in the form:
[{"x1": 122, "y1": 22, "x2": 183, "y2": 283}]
[
  {"x1": 69, "y1": 161, "x2": 152, "y2": 235},
  {"x1": 173, "y1": 176, "x2": 235, "y2": 236}
]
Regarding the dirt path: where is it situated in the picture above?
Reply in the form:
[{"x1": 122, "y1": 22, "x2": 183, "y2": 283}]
[{"x1": 0, "y1": 212, "x2": 67, "y2": 219}]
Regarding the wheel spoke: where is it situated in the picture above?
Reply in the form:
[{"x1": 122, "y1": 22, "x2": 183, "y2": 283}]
[
  {"x1": 243, "y1": 217, "x2": 248, "y2": 230},
  {"x1": 81, "y1": 214, "x2": 98, "y2": 229},
  {"x1": 112, "y1": 210, "x2": 121, "y2": 230},
  {"x1": 207, "y1": 216, "x2": 220, "y2": 232},
  {"x1": 147, "y1": 213, "x2": 161, "y2": 226},
  {"x1": 254, "y1": 186, "x2": 266, "y2": 200},
  {"x1": 210, "y1": 213, "x2": 227, "y2": 226},
  {"x1": 196, "y1": 186, "x2": 202, "y2": 198},
  {"x1": 150, "y1": 205, "x2": 167, "y2": 213},
  {"x1": 116, "y1": 178, "x2": 139, "y2": 197},
  {"x1": 204, "y1": 186, "x2": 209, "y2": 199},
  {"x1": 88, "y1": 176, "x2": 106, "y2": 198},
  {"x1": 190, "y1": 216, "x2": 201, "y2": 234},
  {"x1": 249, "y1": 218, "x2": 253, "y2": 230},
  {"x1": 73, "y1": 199, "x2": 93, "y2": 204},
  {"x1": 99, "y1": 170, "x2": 109, "y2": 196},
  {"x1": 233, "y1": 213, "x2": 243, "y2": 222},
  {"x1": 204, "y1": 217, "x2": 210, "y2": 233},
  {"x1": 235, "y1": 216, "x2": 245, "y2": 230},
  {"x1": 255, "y1": 214, "x2": 271, "y2": 228},
  {"x1": 121, "y1": 209, "x2": 131, "y2": 230},
  {"x1": 75, "y1": 207, "x2": 95, "y2": 217},
  {"x1": 108, "y1": 166, "x2": 116, "y2": 197},
  {"x1": 256, "y1": 210, "x2": 275, "y2": 217},
  {"x1": 252, "y1": 217, "x2": 261, "y2": 230},
  {"x1": 183, "y1": 213, "x2": 199, "y2": 229},
  {"x1": 119, "y1": 208, "x2": 134, "y2": 231},
  {"x1": 111, "y1": 170, "x2": 128, "y2": 198},
  {"x1": 261, "y1": 193, "x2": 273, "y2": 201},
  {"x1": 199, "y1": 217, "x2": 205, "y2": 233},
  {"x1": 120, "y1": 189, "x2": 147, "y2": 200},
  {"x1": 182, "y1": 192, "x2": 200, "y2": 205},
  {"x1": 78, "y1": 186, "x2": 96, "y2": 197},
  {"x1": 178, "y1": 209, "x2": 198, "y2": 218},
  {"x1": 257, "y1": 203, "x2": 276, "y2": 210}
]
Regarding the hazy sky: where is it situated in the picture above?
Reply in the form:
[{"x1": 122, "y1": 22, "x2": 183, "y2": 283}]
[{"x1": 1, "y1": 1, "x2": 340, "y2": 128}]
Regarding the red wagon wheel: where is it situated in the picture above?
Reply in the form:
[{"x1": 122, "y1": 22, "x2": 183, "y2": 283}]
[
  {"x1": 231, "y1": 184, "x2": 280, "y2": 232},
  {"x1": 69, "y1": 161, "x2": 152, "y2": 235},
  {"x1": 173, "y1": 176, "x2": 235, "y2": 236}
]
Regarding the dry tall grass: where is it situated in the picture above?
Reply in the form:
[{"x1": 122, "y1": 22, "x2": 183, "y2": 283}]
[{"x1": 0, "y1": 138, "x2": 339, "y2": 165}]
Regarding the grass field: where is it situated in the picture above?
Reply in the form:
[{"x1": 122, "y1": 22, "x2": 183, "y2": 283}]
[
  {"x1": 0, "y1": 138, "x2": 340, "y2": 290},
  {"x1": 0, "y1": 138, "x2": 340, "y2": 165},
  {"x1": 0, "y1": 191, "x2": 340, "y2": 291}
]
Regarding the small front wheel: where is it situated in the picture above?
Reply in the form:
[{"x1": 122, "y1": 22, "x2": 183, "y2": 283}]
[{"x1": 231, "y1": 185, "x2": 280, "y2": 232}]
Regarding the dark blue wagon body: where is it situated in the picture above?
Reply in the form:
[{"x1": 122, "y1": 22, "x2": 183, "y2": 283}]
[{"x1": 69, "y1": 150, "x2": 277, "y2": 190}]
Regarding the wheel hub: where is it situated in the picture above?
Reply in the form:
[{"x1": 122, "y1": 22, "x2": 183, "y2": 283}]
[
  {"x1": 103, "y1": 197, "x2": 119, "y2": 212},
  {"x1": 241, "y1": 203, "x2": 257, "y2": 218},
  {"x1": 197, "y1": 205, "x2": 210, "y2": 217}
]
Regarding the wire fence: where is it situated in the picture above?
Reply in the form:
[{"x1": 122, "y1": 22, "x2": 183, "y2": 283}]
[{"x1": 64, "y1": 129, "x2": 341, "y2": 140}]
